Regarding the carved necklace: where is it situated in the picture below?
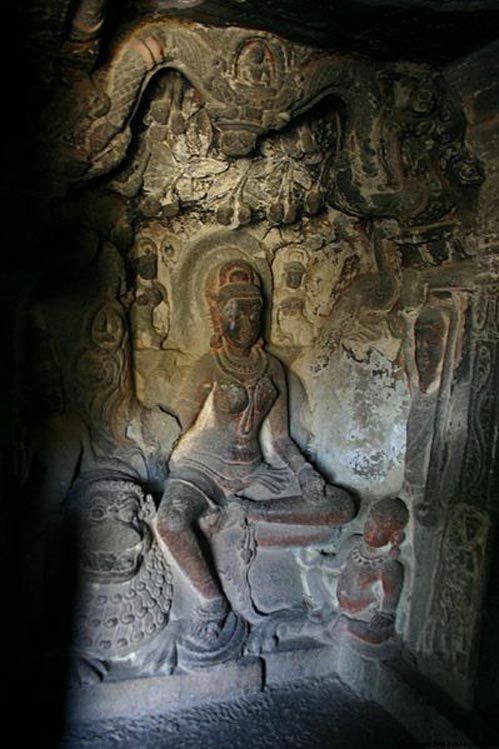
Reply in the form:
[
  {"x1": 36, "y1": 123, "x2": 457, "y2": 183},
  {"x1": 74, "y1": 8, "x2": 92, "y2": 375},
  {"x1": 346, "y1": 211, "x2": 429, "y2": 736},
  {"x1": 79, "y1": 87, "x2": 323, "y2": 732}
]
[
  {"x1": 217, "y1": 346, "x2": 268, "y2": 385},
  {"x1": 351, "y1": 546, "x2": 386, "y2": 569}
]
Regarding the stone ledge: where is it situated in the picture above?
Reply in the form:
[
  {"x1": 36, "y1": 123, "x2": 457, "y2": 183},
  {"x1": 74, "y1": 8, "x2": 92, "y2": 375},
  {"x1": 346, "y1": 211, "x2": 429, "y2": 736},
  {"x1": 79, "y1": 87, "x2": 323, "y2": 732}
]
[
  {"x1": 66, "y1": 642, "x2": 482, "y2": 748},
  {"x1": 66, "y1": 656, "x2": 264, "y2": 724},
  {"x1": 263, "y1": 645, "x2": 338, "y2": 685}
]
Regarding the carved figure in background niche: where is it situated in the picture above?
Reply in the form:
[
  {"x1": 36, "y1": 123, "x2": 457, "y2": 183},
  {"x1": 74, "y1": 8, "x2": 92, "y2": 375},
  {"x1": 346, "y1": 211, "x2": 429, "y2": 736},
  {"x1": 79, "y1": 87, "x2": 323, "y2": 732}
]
[
  {"x1": 318, "y1": 220, "x2": 400, "y2": 362},
  {"x1": 301, "y1": 498, "x2": 408, "y2": 644},
  {"x1": 156, "y1": 260, "x2": 355, "y2": 648},
  {"x1": 272, "y1": 247, "x2": 314, "y2": 347},
  {"x1": 236, "y1": 40, "x2": 275, "y2": 88},
  {"x1": 131, "y1": 241, "x2": 170, "y2": 350},
  {"x1": 414, "y1": 306, "x2": 449, "y2": 395},
  {"x1": 402, "y1": 301, "x2": 451, "y2": 516}
]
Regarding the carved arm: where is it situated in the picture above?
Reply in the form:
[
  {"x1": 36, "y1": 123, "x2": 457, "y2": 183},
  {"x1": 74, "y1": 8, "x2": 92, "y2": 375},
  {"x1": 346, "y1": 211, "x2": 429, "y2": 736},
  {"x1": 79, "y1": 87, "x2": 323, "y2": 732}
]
[{"x1": 169, "y1": 354, "x2": 214, "y2": 432}]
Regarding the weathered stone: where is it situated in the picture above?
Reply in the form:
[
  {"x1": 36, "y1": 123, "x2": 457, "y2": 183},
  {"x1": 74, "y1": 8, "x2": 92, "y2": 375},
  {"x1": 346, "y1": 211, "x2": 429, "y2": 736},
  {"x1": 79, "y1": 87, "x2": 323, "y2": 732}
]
[{"x1": 6, "y1": 1, "x2": 498, "y2": 738}]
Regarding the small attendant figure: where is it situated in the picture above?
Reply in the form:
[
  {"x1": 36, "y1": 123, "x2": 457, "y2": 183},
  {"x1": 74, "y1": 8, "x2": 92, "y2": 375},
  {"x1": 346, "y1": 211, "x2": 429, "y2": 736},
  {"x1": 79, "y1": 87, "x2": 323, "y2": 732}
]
[
  {"x1": 299, "y1": 497, "x2": 409, "y2": 644},
  {"x1": 335, "y1": 497, "x2": 409, "y2": 643}
]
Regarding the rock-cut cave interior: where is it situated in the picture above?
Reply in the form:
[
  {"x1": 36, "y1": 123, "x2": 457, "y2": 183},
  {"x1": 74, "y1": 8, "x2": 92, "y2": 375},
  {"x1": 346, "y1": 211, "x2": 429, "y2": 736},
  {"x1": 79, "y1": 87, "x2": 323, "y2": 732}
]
[{"x1": 3, "y1": 1, "x2": 499, "y2": 746}]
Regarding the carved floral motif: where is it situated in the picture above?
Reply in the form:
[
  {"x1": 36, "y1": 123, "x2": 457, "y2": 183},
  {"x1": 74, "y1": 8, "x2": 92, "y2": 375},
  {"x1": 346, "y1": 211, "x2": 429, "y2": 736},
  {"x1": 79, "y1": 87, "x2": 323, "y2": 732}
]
[{"x1": 41, "y1": 20, "x2": 482, "y2": 228}]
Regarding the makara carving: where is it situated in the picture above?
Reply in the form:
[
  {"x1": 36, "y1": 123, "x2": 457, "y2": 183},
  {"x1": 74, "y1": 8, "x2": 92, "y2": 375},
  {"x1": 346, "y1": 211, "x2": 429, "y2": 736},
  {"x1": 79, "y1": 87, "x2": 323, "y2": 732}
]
[{"x1": 42, "y1": 18, "x2": 481, "y2": 228}]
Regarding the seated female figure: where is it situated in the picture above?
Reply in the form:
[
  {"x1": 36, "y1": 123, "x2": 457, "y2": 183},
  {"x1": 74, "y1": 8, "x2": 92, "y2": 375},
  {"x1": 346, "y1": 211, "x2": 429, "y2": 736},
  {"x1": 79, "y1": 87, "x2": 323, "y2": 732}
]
[{"x1": 156, "y1": 260, "x2": 355, "y2": 644}]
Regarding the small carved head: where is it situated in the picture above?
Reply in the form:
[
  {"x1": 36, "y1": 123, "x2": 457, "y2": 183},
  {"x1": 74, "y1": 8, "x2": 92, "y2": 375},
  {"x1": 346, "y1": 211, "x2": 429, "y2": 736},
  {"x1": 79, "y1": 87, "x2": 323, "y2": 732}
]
[
  {"x1": 364, "y1": 497, "x2": 409, "y2": 549},
  {"x1": 207, "y1": 260, "x2": 264, "y2": 351},
  {"x1": 283, "y1": 261, "x2": 306, "y2": 290}
]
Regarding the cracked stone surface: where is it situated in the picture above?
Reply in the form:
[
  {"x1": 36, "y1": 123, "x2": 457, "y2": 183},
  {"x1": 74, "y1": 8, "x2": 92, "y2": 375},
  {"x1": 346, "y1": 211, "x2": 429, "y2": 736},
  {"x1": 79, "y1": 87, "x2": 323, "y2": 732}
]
[{"x1": 62, "y1": 675, "x2": 414, "y2": 748}]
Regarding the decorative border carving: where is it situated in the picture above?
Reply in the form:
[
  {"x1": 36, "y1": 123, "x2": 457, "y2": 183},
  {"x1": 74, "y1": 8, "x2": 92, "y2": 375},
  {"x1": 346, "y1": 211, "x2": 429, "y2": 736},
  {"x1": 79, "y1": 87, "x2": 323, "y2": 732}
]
[{"x1": 42, "y1": 19, "x2": 481, "y2": 224}]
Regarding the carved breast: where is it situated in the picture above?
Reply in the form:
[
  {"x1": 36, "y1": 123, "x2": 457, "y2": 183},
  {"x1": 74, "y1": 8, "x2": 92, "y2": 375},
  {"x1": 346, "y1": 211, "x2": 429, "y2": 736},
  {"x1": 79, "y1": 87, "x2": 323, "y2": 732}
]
[
  {"x1": 217, "y1": 380, "x2": 250, "y2": 414},
  {"x1": 215, "y1": 376, "x2": 278, "y2": 420}
]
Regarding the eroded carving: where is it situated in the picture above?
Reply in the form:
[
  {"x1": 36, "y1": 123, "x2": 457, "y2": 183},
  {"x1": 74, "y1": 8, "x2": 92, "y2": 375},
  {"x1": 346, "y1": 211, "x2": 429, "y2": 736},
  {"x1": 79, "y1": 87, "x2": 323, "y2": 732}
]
[
  {"x1": 130, "y1": 221, "x2": 175, "y2": 351},
  {"x1": 460, "y1": 283, "x2": 499, "y2": 508},
  {"x1": 42, "y1": 19, "x2": 481, "y2": 228},
  {"x1": 155, "y1": 259, "x2": 356, "y2": 653},
  {"x1": 65, "y1": 473, "x2": 175, "y2": 682},
  {"x1": 425, "y1": 504, "x2": 490, "y2": 674}
]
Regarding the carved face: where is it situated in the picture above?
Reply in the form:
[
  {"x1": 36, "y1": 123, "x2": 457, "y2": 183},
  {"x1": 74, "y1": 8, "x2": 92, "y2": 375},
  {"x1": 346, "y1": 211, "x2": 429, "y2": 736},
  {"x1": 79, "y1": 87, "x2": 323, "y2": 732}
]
[
  {"x1": 363, "y1": 516, "x2": 395, "y2": 548},
  {"x1": 221, "y1": 296, "x2": 262, "y2": 350},
  {"x1": 88, "y1": 491, "x2": 142, "y2": 529},
  {"x1": 283, "y1": 263, "x2": 306, "y2": 290},
  {"x1": 415, "y1": 311, "x2": 447, "y2": 394}
]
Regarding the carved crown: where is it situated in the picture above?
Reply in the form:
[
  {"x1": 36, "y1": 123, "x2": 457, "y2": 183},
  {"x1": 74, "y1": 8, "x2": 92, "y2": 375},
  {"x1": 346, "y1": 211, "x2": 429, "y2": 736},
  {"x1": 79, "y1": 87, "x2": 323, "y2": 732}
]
[{"x1": 209, "y1": 260, "x2": 262, "y2": 307}]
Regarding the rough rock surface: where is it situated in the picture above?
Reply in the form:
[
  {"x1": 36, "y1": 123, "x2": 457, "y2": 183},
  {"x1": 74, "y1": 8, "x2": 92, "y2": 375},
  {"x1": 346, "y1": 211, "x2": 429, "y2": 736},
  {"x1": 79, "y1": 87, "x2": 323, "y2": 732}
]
[{"x1": 63, "y1": 675, "x2": 413, "y2": 748}]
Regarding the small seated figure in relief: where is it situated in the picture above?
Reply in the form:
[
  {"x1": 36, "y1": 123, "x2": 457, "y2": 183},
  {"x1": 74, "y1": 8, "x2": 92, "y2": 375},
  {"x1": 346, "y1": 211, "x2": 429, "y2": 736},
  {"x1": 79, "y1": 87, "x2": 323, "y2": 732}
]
[
  {"x1": 156, "y1": 260, "x2": 355, "y2": 648},
  {"x1": 300, "y1": 497, "x2": 408, "y2": 645},
  {"x1": 335, "y1": 497, "x2": 409, "y2": 643}
]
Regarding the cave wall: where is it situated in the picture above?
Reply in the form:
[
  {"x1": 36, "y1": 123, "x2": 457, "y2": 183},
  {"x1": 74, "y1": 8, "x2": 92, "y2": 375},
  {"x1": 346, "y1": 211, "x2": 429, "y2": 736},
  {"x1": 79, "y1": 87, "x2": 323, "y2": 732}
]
[{"x1": 5, "y1": 0, "x2": 498, "y2": 719}]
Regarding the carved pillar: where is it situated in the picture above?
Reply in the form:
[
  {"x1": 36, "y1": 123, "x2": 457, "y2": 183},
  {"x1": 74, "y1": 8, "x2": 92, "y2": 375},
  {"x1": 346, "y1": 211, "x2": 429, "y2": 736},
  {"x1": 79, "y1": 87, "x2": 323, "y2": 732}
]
[
  {"x1": 460, "y1": 274, "x2": 499, "y2": 510},
  {"x1": 414, "y1": 258, "x2": 499, "y2": 706}
]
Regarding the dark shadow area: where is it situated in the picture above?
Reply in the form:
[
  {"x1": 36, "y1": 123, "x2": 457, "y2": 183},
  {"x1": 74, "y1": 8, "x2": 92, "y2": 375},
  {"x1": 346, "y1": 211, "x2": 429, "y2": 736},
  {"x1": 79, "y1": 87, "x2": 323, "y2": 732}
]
[{"x1": 144, "y1": 0, "x2": 499, "y2": 63}]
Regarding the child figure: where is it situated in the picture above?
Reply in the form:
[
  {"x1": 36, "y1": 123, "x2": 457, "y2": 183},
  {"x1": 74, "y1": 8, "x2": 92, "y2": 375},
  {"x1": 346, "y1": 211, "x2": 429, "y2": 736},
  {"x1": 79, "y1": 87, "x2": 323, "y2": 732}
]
[
  {"x1": 335, "y1": 497, "x2": 409, "y2": 643},
  {"x1": 298, "y1": 497, "x2": 409, "y2": 644}
]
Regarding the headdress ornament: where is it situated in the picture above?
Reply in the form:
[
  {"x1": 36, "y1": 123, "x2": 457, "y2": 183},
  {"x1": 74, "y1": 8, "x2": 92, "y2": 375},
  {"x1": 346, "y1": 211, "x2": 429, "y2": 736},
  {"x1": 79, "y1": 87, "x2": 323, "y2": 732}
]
[{"x1": 209, "y1": 259, "x2": 262, "y2": 307}]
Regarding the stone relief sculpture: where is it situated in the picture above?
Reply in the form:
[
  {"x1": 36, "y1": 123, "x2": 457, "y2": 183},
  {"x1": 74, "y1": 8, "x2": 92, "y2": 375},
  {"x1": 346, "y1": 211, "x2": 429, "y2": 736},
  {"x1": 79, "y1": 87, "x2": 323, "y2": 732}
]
[
  {"x1": 130, "y1": 222, "x2": 173, "y2": 351},
  {"x1": 42, "y1": 19, "x2": 481, "y2": 229},
  {"x1": 272, "y1": 246, "x2": 314, "y2": 348},
  {"x1": 334, "y1": 498, "x2": 409, "y2": 644},
  {"x1": 20, "y1": 5, "x2": 490, "y2": 704},
  {"x1": 402, "y1": 301, "x2": 452, "y2": 513},
  {"x1": 64, "y1": 473, "x2": 175, "y2": 683},
  {"x1": 425, "y1": 504, "x2": 489, "y2": 674},
  {"x1": 156, "y1": 259, "x2": 356, "y2": 652},
  {"x1": 297, "y1": 498, "x2": 409, "y2": 647}
]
